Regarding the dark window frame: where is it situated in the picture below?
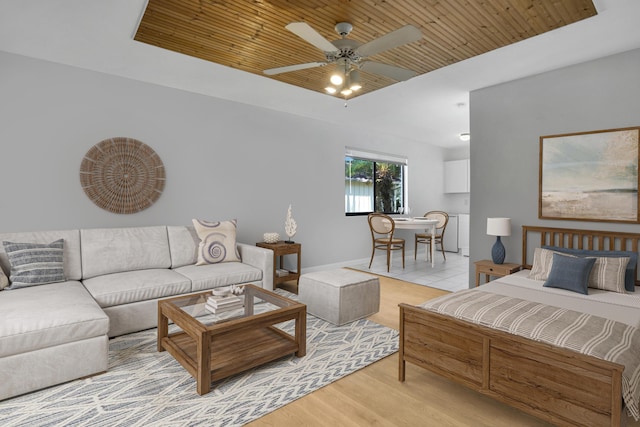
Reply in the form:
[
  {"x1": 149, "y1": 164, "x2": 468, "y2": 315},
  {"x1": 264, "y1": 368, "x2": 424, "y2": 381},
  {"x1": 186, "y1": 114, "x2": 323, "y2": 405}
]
[{"x1": 345, "y1": 153, "x2": 407, "y2": 216}]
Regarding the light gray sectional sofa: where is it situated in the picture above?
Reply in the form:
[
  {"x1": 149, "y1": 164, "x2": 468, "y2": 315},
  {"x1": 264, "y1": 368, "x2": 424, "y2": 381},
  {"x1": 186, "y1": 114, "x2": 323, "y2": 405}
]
[{"x1": 0, "y1": 225, "x2": 273, "y2": 401}]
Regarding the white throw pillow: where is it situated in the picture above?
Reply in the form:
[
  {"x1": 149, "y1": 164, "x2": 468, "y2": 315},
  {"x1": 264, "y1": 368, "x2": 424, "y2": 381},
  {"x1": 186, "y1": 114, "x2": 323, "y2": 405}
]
[
  {"x1": 587, "y1": 256, "x2": 629, "y2": 293},
  {"x1": 192, "y1": 219, "x2": 241, "y2": 265},
  {"x1": 528, "y1": 248, "x2": 555, "y2": 281}
]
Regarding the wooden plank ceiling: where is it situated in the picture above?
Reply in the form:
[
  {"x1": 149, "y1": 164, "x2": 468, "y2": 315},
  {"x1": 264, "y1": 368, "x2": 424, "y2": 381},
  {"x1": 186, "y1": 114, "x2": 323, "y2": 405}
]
[{"x1": 134, "y1": 0, "x2": 597, "y2": 98}]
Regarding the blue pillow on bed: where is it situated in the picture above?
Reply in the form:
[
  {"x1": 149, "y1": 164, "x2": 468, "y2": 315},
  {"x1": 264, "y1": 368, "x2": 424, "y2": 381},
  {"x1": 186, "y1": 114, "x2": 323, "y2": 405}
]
[
  {"x1": 543, "y1": 245, "x2": 637, "y2": 292},
  {"x1": 543, "y1": 253, "x2": 596, "y2": 295}
]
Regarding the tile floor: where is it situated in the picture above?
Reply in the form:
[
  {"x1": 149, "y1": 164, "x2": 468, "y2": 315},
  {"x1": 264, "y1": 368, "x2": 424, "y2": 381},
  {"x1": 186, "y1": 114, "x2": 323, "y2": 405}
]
[{"x1": 348, "y1": 250, "x2": 470, "y2": 292}]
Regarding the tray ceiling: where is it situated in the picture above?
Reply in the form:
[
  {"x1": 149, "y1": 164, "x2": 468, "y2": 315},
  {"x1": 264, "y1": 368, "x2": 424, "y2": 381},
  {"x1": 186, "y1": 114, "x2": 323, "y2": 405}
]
[{"x1": 134, "y1": 0, "x2": 597, "y2": 99}]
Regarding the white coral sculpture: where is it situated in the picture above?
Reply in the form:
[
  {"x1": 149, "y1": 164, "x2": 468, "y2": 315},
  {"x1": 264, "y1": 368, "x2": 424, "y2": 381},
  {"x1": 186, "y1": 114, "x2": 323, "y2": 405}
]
[{"x1": 284, "y1": 204, "x2": 297, "y2": 242}]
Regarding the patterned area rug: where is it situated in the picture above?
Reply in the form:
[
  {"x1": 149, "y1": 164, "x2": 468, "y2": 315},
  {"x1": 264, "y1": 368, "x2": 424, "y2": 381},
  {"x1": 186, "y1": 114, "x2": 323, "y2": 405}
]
[{"x1": 1, "y1": 290, "x2": 398, "y2": 427}]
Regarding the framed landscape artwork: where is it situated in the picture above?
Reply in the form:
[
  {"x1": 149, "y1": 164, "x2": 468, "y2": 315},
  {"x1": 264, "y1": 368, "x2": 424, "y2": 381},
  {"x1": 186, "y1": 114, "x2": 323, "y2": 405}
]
[{"x1": 539, "y1": 127, "x2": 640, "y2": 223}]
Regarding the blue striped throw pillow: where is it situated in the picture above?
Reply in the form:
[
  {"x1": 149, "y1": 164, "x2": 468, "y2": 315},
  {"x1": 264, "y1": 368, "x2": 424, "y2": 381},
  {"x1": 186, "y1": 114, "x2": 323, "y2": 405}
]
[{"x1": 2, "y1": 239, "x2": 65, "y2": 289}]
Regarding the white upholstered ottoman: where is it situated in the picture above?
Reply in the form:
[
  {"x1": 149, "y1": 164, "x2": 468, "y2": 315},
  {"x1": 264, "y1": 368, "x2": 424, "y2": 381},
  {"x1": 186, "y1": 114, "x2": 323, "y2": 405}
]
[{"x1": 298, "y1": 269, "x2": 380, "y2": 325}]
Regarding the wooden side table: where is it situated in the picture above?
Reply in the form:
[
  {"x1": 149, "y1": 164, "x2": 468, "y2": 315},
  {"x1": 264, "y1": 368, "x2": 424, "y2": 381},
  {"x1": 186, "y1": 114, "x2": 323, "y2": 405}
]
[
  {"x1": 256, "y1": 241, "x2": 301, "y2": 287},
  {"x1": 474, "y1": 260, "x2": 522, "y2": 287}
]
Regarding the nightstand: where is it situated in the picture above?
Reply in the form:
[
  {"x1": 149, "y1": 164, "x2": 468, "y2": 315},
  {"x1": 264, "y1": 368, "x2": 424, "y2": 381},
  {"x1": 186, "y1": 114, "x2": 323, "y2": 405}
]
[
  {"x1": 256, "y1": 241, "x2": 301, "y2": 287},
  {"x1": 474, "y1": 260, "x2": 522, "y2": 287}
]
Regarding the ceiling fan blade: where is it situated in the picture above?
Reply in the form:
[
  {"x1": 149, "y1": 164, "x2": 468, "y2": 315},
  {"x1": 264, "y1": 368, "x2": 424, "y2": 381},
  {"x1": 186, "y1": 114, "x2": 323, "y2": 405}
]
[
  {"x1": 263, "y1": 61, "x2": 326, "y2": 75},
  {"x1": 356, "y1": 25, "x2": 422, "y2": 57},
  {"x1": 285, "y1": 22, "x2": 338, "y2": 53},
  {"x1": 360, "y1": 61, "x2": 417, "y2": 81}
]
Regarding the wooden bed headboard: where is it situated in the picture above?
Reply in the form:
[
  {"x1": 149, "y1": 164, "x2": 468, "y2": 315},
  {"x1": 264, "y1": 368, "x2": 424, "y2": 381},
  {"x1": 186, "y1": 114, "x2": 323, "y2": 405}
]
[{"x1": 522, "y1": 225, "x2": 640, "y2": 286}]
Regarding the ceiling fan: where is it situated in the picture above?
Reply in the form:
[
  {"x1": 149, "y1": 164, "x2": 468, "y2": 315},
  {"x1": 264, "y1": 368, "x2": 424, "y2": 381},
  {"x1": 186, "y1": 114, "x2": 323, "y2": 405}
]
[{"x1": 263, "y1": 21, "x2": 422, "y2": 95}]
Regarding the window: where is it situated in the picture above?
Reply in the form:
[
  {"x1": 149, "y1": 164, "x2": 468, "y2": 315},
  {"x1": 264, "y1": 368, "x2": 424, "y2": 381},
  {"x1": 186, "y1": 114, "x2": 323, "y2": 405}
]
[{"x1": 345, "y1": 147, "x2": 407, "y2": 215}]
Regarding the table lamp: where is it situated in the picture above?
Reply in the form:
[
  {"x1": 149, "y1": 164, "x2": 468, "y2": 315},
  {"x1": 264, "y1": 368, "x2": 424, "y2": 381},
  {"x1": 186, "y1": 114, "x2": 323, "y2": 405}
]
[{"x1": 486, "y1": 218, "x2": 511, "y2": 264}]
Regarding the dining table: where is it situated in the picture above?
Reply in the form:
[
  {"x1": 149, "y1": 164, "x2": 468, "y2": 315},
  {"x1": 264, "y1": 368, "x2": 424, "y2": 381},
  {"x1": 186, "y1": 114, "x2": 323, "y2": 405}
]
[{"x1": 392, "y1": 217, "x2": 439, "y2": 267}]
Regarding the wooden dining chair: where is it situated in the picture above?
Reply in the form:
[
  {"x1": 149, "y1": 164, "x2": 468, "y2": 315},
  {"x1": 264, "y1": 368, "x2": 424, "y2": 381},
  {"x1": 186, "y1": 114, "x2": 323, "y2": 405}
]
[
  {"x1": 414, "y1": 211, "x2": 449, "y2": 261},
  {"x1": 368, "y1": 213, "x2": 405, "y2": 272}
]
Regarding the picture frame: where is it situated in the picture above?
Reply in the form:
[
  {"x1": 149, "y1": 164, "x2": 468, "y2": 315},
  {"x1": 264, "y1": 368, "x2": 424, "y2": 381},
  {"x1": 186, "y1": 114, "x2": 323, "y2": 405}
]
[{"x1": 539, "y1": 126, "x2": 640, "y2": 223}]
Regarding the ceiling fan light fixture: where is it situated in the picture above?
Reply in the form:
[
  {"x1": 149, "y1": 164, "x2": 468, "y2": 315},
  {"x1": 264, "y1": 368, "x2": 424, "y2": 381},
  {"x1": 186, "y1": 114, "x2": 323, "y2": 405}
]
[
  {"x1": 340, "y1": 87, "x2": 353, "y2": 96},
  {"x1": 349, "y1": 70, "x2": 362, "y2": 91},
  {"x1": 263, "y1": 22, "x2": 422, "y2": 97},
  {"x1": 330, "y1": 72, "x2": 344, "y2": 86},
  {"x1": 325, "y1": 86, "x2": 337, "y2": 94}
]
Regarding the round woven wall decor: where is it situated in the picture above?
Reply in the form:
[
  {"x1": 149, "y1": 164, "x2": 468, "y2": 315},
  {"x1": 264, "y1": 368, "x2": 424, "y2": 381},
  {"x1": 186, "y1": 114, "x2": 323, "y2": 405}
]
[{"x1": 80, "y1": 137, "x2": 165, "y2": 214}]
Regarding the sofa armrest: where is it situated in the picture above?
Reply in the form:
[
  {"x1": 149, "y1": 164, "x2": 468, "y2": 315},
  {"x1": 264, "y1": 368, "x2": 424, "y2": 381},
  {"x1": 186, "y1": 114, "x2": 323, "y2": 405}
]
[{"x1": 237, "y1": 243, "x2": 274, "y2": 291}]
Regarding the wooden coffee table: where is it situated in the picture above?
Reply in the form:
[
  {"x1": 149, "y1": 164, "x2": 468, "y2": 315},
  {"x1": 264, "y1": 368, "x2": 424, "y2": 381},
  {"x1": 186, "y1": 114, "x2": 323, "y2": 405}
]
[{"x1": 158, "y1": 284, "x2": 306, "y2": 395}]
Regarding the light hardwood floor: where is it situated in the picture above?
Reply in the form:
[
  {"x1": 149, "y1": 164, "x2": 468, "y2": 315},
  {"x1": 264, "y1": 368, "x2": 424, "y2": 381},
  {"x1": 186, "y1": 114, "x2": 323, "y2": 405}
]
[{"x1": 247, "y1": 274, "x2": 559, "y2": 427}]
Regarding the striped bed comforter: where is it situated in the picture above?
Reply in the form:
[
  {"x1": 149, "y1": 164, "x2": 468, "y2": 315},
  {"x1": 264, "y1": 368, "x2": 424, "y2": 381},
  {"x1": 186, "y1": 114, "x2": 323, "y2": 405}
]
[{"x1": 420, "y1": 289, "x2": 640, "y2": 420}]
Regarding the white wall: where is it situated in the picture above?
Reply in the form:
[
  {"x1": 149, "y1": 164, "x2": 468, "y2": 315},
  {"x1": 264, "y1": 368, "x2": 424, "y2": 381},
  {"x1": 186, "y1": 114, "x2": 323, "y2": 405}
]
[
  {"x1": 469, "y1": 47, "x2": 640, "y2": 284},
  {"x1": 0, "y1": 51, "x2": 445, "y2": 270}
]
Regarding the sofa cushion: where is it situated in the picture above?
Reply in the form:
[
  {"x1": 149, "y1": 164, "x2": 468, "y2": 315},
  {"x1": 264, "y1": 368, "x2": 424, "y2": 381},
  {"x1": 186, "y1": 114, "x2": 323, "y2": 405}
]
[
  {"x1": 0, "y1": 281, "x2": 109, "y2": 358},
  {"x1": 0, "y1": 229, "x2": 82, "y2": 281},
  {"x1": 81, "y1": 226, "x2": 171, "y2": 279},
  {"x1": 174, "y1": 263, "x2": 262, "y2": 292},
  {"x1": 167, "y1": 225, "x2": 199, "y2": 268},
  {"x1": 83, "y1": 269, "x2": 191, "y2": 308},
  {"x1": 2, "y1": 239, "x2": 65, "y2": 289},
  {"x1": 192, "y1": 219, "x2": 241, "y2": 265}
]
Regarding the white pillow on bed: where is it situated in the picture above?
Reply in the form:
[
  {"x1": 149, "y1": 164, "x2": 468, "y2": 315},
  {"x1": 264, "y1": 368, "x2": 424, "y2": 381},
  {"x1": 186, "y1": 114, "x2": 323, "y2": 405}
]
[
  {"x1": 529, "y1": 247, "x2": 629, "y2": 293},
  {"x1": 588, "y1": 256, "x2": 629, "y2": 293},
  {"x1": 529, "y1": 248, "x2": 555, "y2": 281}
]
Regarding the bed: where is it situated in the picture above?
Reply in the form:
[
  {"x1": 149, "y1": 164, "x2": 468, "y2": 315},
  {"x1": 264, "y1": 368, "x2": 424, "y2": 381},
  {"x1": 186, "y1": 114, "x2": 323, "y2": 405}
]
[{"x1": 399, "y1": 225, "x2": 640, "y2": 427}]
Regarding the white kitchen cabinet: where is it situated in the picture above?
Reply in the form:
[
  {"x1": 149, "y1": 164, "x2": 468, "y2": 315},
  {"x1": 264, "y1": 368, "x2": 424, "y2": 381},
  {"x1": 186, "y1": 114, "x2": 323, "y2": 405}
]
[{"x1": 444, "y1": 159, "x2": 470, "y2": 193}]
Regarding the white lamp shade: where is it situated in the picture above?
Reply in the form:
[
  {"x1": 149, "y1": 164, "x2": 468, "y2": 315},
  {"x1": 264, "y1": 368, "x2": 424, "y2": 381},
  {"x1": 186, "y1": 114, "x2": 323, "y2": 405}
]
[{"x1": 487, "y1": 217, "x2": 511, "y2": 236}]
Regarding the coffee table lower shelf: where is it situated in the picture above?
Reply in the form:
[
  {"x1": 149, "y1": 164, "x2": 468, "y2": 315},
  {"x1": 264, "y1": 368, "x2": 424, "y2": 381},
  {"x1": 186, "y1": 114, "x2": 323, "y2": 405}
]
[{"x1": 162, "y1": 326, "x2": 300, "y2": 391}]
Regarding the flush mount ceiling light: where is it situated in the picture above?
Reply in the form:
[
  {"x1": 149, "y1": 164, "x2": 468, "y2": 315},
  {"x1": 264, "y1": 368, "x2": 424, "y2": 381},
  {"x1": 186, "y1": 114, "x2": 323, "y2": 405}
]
[
  {"x1": 459, "y1": 133, "x2": 471, "y2": 141},
  {"x1": 264, "y1": 21, "x2": 421, "y2": 98}
]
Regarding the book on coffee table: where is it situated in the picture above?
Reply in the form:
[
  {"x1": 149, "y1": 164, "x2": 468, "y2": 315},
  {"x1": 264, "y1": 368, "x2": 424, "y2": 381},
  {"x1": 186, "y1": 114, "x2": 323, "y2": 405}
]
[
  {"x1": 207, "y1": 294, "x2": 242, "y2": 306},
  {"x1": 205, "y1": 302, "x2": 243, "y2": 314},
  {"x1": 206, "y1": 294, "x2": 243, "y2": 314}
]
